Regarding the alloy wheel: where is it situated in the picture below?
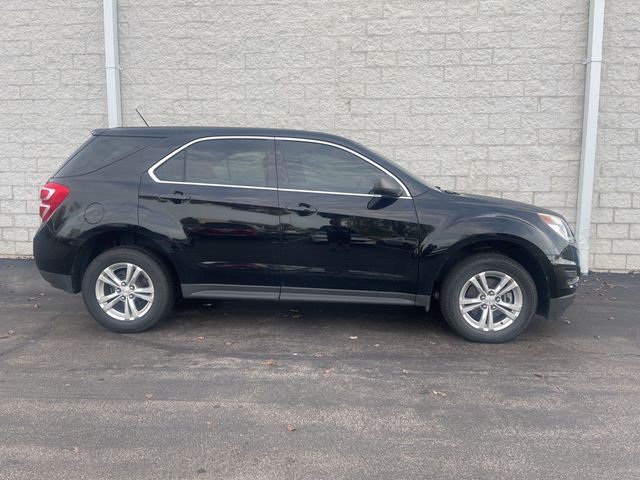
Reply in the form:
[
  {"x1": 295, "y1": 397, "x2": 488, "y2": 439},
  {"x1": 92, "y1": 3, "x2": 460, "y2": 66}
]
[
  {"x1": 458, "y1": 270, "x2": 523, "y2": 332},
  {"x1": 94, "y1": 262, "x2": 155, "y2": 321}
]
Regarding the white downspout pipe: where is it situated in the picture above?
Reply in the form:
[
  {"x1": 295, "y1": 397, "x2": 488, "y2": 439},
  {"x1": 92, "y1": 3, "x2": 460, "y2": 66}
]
[
  {"x1": 575, "y1": 0, "x2": 605, "y2": 274},
  {"x1": 103, "y1": 0, "x2": 122, "y2": 127}
]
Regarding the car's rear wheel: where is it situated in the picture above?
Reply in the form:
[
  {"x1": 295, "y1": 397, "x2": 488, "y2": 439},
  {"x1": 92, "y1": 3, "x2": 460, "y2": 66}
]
[
  {"x1": 440, "y1": 253, "x2": 537, "y2": 343},
  {"x1": 81, "y1": 247, "x2": 174, "y2": 332}
]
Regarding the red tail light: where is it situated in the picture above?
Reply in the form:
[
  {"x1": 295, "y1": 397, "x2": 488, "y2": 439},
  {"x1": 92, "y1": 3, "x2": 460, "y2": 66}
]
[{"x1": 39, "y1": 182, "x2": 69, "y2": 222}]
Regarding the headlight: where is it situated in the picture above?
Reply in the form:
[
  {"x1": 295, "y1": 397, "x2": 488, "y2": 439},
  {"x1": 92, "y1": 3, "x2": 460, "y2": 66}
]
[{"x1": 538, "y1": 213, "x2": 574, "y2": 242}]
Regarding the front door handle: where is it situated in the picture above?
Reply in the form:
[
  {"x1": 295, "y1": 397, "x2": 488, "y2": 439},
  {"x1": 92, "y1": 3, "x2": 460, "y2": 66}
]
[
  {"x1": 284, "y1": 202, "x2": 317, "y2": 216},
  {"x1": 158, "y1": 191, "x2": 191, "y2": 204}
]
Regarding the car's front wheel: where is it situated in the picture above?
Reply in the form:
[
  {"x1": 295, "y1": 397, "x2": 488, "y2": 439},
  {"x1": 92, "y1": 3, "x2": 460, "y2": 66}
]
[
  {"x1": 81, "y1": 247, "x2": 174, "y2": 332},
  {"x1": 440, "y1": 253, "x2": 537, "y2": 343}
]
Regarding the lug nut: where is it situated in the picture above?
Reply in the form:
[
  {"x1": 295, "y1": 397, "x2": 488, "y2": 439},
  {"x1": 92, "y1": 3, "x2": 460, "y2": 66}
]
[
  {"x1": 129, "y1": 294, "x2": 134, "y2": 299},
  {"x1": 491, "y1": 305, "x2": 496, "y2": 310},
  {"x1": 116, "y1": 288, "x2": 121, "y2": 293},
  {"x1": 488, "y1": 290, "x2": 494, "y2": 295},
  {"x1": 121, "y1": 282, "x2": 126, "y2": 286},
  {"x1": 481, "y1": 305, "x2": 487, "y2": 309},
  {"x1": 480, "y1": 295, "x2": 486, "y2": 300},
  {"x1": 120, "y1": 296, "x2": 125, "y2": 300},
  {"x1": 130, "y1": 285, "x2": 135, "y2": 290}
]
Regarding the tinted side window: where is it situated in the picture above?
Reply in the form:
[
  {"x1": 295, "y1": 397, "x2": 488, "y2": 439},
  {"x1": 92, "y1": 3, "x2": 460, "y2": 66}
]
[
  {"x1": 280, "y1": 141, "x2": 396, "y2": 195},
  {"x1": 57, "y1": 135, "x2": 159, "y2": 177},
  {"x1": 154, "y1": 150, "x2": 185, "y2": 182},
  {"x1": 154, "y1": 139, "x2": 272, "y2": 187}
]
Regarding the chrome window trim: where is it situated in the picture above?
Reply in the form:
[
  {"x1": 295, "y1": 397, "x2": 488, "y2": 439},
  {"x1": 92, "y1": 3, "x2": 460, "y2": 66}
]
[{"x1": 147, "y1": 135, "x2": 412, "y2": 198}]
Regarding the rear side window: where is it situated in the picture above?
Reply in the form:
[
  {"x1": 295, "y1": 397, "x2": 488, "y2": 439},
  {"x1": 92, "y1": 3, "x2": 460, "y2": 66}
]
[
  {"x1": 153, "y1": 139, "x2": 272, "y2": 188},
  {"x1": 56, "y1": 135, "x2": 159, "y2": 177}
]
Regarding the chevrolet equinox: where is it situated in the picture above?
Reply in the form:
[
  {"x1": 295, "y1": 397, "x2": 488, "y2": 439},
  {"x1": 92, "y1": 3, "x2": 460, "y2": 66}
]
[{"x1": 33, "y1": 128, "x2": 580, "y2": 342}]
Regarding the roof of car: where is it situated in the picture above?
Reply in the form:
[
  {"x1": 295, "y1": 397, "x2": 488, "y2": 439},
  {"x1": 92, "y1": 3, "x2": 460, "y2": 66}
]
[{"x1": 97, "y1": 126, "x2": 356, "y2": 145}]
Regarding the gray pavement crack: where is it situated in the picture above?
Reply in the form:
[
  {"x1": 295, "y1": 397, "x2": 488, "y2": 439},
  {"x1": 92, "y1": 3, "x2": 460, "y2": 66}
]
[{"x1": 0, "y1": 311, "x2": 64, "y2": 362}]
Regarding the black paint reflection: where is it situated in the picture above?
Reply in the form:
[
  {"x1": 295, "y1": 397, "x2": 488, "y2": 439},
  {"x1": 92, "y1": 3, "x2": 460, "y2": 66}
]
[{"x1": 279, "y1": 191, "x2": 420, "y2": 294}]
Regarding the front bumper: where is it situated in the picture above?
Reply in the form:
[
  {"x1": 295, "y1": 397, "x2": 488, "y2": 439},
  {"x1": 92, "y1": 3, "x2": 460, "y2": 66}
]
[
  {"x1": 540, "y1": 243, "x2": 580, "y2": 319},
  {"x1": 547, "y1": 292, "x2": 577, "y2": 319}
]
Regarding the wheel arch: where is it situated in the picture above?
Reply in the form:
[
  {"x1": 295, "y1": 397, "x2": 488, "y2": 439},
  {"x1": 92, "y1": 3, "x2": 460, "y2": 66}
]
[
  {"x1": 429, "y1": 235, "x2": 552, "y2": 316},
  {"x1": 70, "y1": 227, "x2": 180, "y2": 295}
]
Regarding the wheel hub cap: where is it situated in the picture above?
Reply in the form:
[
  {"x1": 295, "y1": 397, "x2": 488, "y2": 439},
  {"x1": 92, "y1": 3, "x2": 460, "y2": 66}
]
[
  {"x1": 458, "y1": 270, "x2": 523, "y2": 332},
  {"x1": 95, "y1": 262, "x2": 155, "y2": 321}
]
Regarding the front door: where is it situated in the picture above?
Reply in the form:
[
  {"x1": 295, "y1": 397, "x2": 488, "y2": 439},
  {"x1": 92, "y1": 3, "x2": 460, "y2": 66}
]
[
  {"x1": 139, "y1": 137, "x2": 282, "y2": 299},
  {"x1": 276, "y1": 139, "x2": 420, "y2": 304}
]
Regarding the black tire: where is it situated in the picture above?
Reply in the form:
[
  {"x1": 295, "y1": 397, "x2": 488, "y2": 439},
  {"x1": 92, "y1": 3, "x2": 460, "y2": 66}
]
[
  {"x1": 440, "y1": 253, "x2": 537, "y2": 343},
  {"x1": 81, "y1": 247, "x2": 174, "y2": 333}
]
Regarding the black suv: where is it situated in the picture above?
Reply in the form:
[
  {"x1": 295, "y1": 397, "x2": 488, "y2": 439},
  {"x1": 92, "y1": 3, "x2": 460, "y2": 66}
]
[{"x1": 33, "y1": 127, "x2": 580, "y2": 342}]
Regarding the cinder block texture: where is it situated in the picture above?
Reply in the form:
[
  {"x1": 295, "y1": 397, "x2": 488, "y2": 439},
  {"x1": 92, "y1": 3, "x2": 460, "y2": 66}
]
[
  {"x1": 0, "y1": 0, "x2": 637, "y2": 272},
  {"x1": 0, "y1": 0, "x2": 107, "y2": 255},
  {"x1": 591, "y1": 0, "x2": 640, "y2": 272}
]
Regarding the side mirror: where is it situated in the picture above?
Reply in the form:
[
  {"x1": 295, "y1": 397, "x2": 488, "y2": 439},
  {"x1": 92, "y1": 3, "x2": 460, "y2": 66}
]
[{"x1": 371, "y1": 177, "x2": 403, "y2": 197}]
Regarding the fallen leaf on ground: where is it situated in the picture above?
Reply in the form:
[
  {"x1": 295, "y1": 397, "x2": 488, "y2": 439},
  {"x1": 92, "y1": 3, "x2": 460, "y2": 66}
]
[
  {"x1": 144, "y1": 393, "x2": 153, "y2": 400},
  {"x1": 534, "y1": 373, "x2": 544, "y2": 378},
  {"x1": 432, "y1": 390, "x2": 447, "y2": 397},
  {"x1": 287, "y1": 424, "x2": 296, "y2": 432},
  {"x1": 72, "y1": 447, "x2": 80, "y2": 453},
  {"x1": 196, "y1": 336, "x2": 205, "y2": 341},
  {"x1": 266, "y1": 359, "x2": 275, "y2": 366},
  {"x1": 349, "y1": 336, "x2": 358, "y2": 340}
]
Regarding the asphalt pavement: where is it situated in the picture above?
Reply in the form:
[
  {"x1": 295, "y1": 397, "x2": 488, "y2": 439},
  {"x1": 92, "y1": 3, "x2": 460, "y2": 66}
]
[{"x1": 0, "y1": 259, "x2": 639, "y2": 479}]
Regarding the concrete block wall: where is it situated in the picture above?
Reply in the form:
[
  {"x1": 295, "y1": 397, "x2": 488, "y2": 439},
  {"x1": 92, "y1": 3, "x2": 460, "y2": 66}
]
[
  {"x1": 0, "y1": 0, "x2": 107, "y2": 256},
  {"x1": 0, "y1": 0, "x2": 637, "y2": 271},
  {"x1": 591, "y1": 0, "x2": 640, "y2": 271},
  {"x1": 118, "y1": 0, "x2": 587, "y2": 229}
]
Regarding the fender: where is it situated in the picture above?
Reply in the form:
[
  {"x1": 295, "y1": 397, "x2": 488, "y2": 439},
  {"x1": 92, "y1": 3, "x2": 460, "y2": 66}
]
[{"x1": 414, "y1": 197, "x2": 560, "y2": 299}]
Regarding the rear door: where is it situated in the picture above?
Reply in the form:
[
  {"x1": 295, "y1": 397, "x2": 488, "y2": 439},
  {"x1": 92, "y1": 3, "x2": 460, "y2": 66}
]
[
  {"x1": 276, "y1": 139, "x2": 420, "y2": 304},
  {"x1": 139, "y1": 137, "x2": 282, "y2": 299}
]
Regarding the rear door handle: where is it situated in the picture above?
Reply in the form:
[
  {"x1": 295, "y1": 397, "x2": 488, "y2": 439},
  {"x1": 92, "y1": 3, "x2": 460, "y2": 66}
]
[
  {"x1": 158, "y1": 191, "x2": 191, "y2": 204},
  {"x1": 284, "y1": 202, "x2": 317, "y2": 216}
]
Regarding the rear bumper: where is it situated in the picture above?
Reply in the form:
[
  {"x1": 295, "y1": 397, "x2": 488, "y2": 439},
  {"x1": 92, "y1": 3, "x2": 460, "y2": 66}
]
[
  {"x1": 546, "y1": 292, "x2": 577, "y2": 319},
  {"x1": 39, "y1": 269, "x2": 75, "y2": 293},
  {"x1": 33, "y1": 222, "x2": 79, "y2": 292}
]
